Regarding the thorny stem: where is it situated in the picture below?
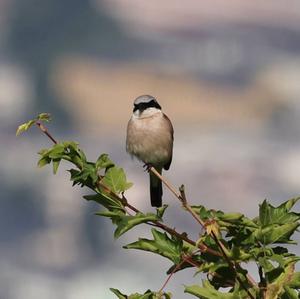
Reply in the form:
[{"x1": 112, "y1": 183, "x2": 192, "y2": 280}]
[{"x1": 150, "y1": 166, "x2": 257, "y2": 299}]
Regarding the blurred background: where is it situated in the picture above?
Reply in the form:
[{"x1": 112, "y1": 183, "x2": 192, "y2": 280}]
[{"x1": 1, "y1": 0, "x2": 300, "y2": 298}]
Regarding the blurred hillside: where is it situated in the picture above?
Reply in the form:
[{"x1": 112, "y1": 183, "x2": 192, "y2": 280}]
[{"x1": 52, "y1": 57, "x2": 300, "y2": 136}]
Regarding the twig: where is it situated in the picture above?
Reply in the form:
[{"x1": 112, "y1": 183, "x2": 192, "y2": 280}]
[
  {"x1": 248, "y1": 273, "x2": 259, "y2": 289},
  {"x1": 183, "y1": 254, "x2": 202, "y2": 268},
  {"x1": 159, "y1": 252, "x2": 201, "y2": 294},
  {"x1": 150, "y1": 220, "x2": 222, "y2": 257},
  {"x1": 158, "y1": 257, "x2": 187, "y2": 294},
  {"x1": 98, "y1": 177, "x2": 219, "y2": 255},
  {"x1": 35, "y1": 121, "x2": 58, "y2": 144},
  {"x1": 101, "y1": 169, "x2": 254, "y2": 293},
  {"x1": 104, "y1": 183, "x2": 222, "y2": 257},
  {"x1": 150, "y1": 166, "x2": 257, "y2": 299},
  {"x1": 179, "y1": 185, "x2": 205, "y2": 228},
  {"x1": 150, "y1": 166, "x2": 182, "y2": 199},
  {"x1": 179, "y1": 185, "x2": 244, "y2": 282},
  {"x1": 34, "y1": 120, "x2": 254, "y2": 295},
  {"x1": 33, "y1": 121, "x2": 222, "y2": 258},
  {"x1": 159, "y1": 252, "x2": 239, "y2": 293}
]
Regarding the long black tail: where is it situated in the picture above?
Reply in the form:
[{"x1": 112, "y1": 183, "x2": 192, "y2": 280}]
[{"x1": 149, "y1": 171, "x2": 162, "y2": 207}]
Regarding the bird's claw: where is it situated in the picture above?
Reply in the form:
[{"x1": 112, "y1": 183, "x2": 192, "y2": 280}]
[{"x1": 143, "y1": 163, "x2": 152, "y2": 172}]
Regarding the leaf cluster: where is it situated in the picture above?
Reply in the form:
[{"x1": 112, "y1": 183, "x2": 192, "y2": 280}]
[
  {"x1": 110, "y1": 288, "x2": 172, "y2": 299},
  {"x1": 17, "y1": 114, "x2": 300, "y2": 299},
  {"x1": 16, "y1": 113, "x2": 51, "y2": 136},
  {"x1": 186, "y1": 200, "x2": 300, "y2": 298}
]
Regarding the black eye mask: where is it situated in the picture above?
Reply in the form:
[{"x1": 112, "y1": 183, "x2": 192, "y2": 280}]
[{"x1": 133, "y1": 99, "x2": 162, "y2": 112}]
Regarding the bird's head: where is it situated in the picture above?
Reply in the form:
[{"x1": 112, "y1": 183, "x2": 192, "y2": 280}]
[{"x1": 133, "y1": 95, "x2": 162, "y2": 117}]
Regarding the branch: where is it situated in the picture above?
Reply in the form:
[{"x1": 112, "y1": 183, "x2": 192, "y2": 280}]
[
  {"x1": 98, "y1": 182, "x2": 222, "y2": 257},
  {"x1": 35, "y1": 121, "x2": 58, "y2": 144},
  {"x1": 179, "y1": 185, "x2": 205, "y2": 228},
  {"x1": 159, "y1": 251, "x2": 202, "y2": 294},
  {"x1": 33, "y1": 119, "x2": 255, "y2": 297},
  {"x1": 33, "y1": 119, "x2": 222, "y2": 258},
  {"x1": 34, "y1": 120, "x2": 222, "y2": 257},
  {"x1": 150, "y1": 166, "x2": 257, "y2": 299}
]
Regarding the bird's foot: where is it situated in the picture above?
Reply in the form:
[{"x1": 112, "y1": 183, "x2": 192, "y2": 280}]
[{"x1": 143, "y1": 163, "x2": 153, "y2": 172}]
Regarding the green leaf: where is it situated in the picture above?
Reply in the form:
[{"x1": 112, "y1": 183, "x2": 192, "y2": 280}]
[
  {"x1": 110, "y1": 288, "x2": 127, "y2": 299},
  {"x1": 254, "y1": 222, "x2": 299, "y2": 245},
  {"x1": 38, "y1": 148, "x2": 50, "y2": 155},
  {"x1": 184, "y1": 281, "x2": 248, "y2": 299},
  {"x1": 81, "y1": 163, "x2": 98, "y2": 184},
  {"x1": 16, "y1": 113, "x2": 51, "y2": 136},
  {"x1": 162, "y1": 293, "x2": 172, "y2": 299},
  {"x1": 259, "y1": 198, "x2": 300, "y2": 227},
  {"x1": 52, "y1": 159, "x2": 61, "y2": 174},
  {"x1": 124, "y1": 228, "x2": 183, "y2": 264},
  {"x1": 289, "y1": 272, "x2": 300, "y2": 288},
  {"x1": 110, "y1": 288, "x2": 172, "y2": 299},
  {"x1": 45, "y1": 141, "x2": 86, "y2": 168},
  {"x1": 258, "y1": 256, "x2": 276, "y2": 273},
  {"x1": 228, "y1": 244, "x2": 251, "y2": 261},
  {"x1": 37, "y1": 113, "x2": 51, "y2": 121},
  {"x1": 15, "y1": 123, "x2": 27, "y2": 136},
  {"x1": 69, "y1": 162, "x2": 98, "y2": 187},
  {"x1": 96, "y1": 210, "x2": 125, "y2": 225},
  {"x1": 77, "y1": 148, "x2": 87, "y2": 163},
  {"x1": 192, "y1": 205, "x2": 257, "y2": 233},
  {"x1": 37, "y1": 156, "x2": 51, "y2": 168},
  {"x1": 218, "y1": 212, "x2": 244, "y2": 222},
  {"x1": 191, "y1": 205, "x2": 220, "y2": 221},
  {"x1": 115, "y1": 213, "x2": 159, "y2": 238},
  {"x1": 69, "y1": 169, "x2": 89, "y2": 187},
  {"x1": 246, "y1": 198, "x2": 300, "y2": 246},
  {"x1": 280, "y1": 197, "x2": 300, "y2": 213},
  {"x1": 71, "y1": 155, "x2": 85, "y2": 169},
  {"x1": 62, "y1": 141, "x2": 85, "y2": 166},
  {"x1": 156, "y1": 204, "x2": 168, "y2": 219},
  {"x1": 96, "y1": 153, "x2": 115, "y2": 170},
  {"x1": 97, "y1": 212, "x2": 159, "y2": 238},
  {"x1": 102, "y1": 166, "x2": 133, "y2": 194},
  {"x1": 16, "y1": 120, "x2": 36, "y2": 136},
  {"x1": 83, "y1": 193, "x2": 124, "y2": 211},
  {"x1": 265, "y1": 263, "x2": 296, "y2": 299},
  {"x1": 48, "y1": 144, "x2": 65, "y2": 159},
  {"x1": 282, "y1": 286, "x2": 299, "y2": 299}
]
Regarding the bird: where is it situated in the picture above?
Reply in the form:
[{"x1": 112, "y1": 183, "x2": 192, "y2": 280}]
[{"x1": 126, "y1": 95, "x2": 174, "y2": 207}]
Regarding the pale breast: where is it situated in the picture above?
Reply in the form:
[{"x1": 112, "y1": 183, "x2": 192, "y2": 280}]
[{"x1": 126, "y1": 112, "x2": 173, "y2": 167}]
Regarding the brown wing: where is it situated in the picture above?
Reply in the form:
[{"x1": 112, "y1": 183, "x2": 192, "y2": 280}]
[{"x1": 163, "y1": 113, "x2": 174, "y2": 171}]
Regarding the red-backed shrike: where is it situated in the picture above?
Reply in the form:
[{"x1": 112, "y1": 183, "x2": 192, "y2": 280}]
[{"x1": 126, "y1": 95, "x2": 174, "y2": 207}]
